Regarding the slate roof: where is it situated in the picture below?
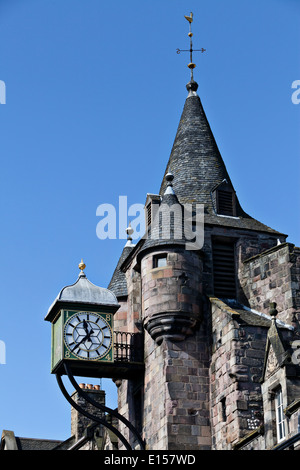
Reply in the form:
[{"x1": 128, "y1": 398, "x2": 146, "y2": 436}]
[
  {"x1": 209, "y1": 297, "x2": 294, "y2": 330},
  {"x1": 14, "y1": 437, "x2": 66, "y2": 450},
  {"x1": 139, "y1": 191, "x2": 187, "y2": 254},
  {"x1": 159, "y1": 81, "x2": 285, "y2": 236},
  {"x1": 108, "y1": 80, "x2": 286, "y2": 294},
  {"x1": 108, "y1": 245, "x2": 134, "y2": 298},
  {"x1": 1, "y1": 430, "x2": 74, "y2": 450}
]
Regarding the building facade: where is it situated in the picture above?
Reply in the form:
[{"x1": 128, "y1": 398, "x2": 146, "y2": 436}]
[
  {"x1": 107, "y1": 77, "x2": 300, "y2": 450},
  {"x1": 2, "y1": 31, "x2": 300, "y2": 453}
]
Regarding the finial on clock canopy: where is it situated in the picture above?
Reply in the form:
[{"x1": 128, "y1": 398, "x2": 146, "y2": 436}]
[{"x1": 78, "y1": 259, "x2": 86, "y2": 273}]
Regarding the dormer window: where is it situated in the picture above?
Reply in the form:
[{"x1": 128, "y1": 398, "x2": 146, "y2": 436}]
[
  {"x1": 217, "y1": 189, "x2": 236, "y2": 216},
  {"x1": 144, "y1": 194, "x2": 161, "y2": 230},
  {"x1": 146, "y1": 203, "x2": 152, "y2": 228},
  {"x1": 212, "y1": 180, "x2": 237, "y2": 217}
]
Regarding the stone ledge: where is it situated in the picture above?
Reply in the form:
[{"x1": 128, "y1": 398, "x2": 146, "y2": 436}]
[
  {"x1": 233, "y1": 425, "x2": 264, "y2": 450},
  {"x1": 243, "y1": 242, "x2": 294, "y2": 264}
]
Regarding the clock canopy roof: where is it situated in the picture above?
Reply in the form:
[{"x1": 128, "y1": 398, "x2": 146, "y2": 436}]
[{"x1": 45, "y1": 262, "x2": 119, "y2": 322}]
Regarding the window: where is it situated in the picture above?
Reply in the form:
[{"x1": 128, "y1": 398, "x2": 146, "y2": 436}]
[
  {"x1": 217, "y1": 189, "x2": 235, "y2": 216},
  {"x1": 153, "y1": 254, "x2": 167, "y2": 268},
  {"x1": 212, "y1": 239, "x2": 236, "y2": 298},
  {"x1": 146, "y1": 203, "x2": 152, "y2": 228},
  {"x1": 221, "y1": 397, "x2": 226, "y2": 422},
  {"x1": 275, "y1": 387, "x2": 286, "y2": 442},
  {"x1": 212, "y1": 181, "x2": 237, "y2": 217},
  {"x1": 144, "y1": 194, "x2": 161, "y2": 229}
]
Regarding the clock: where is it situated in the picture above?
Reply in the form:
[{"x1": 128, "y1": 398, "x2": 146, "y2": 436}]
[
  {"x1": 64, "y1": 311, "x2": 113, "y2": 361},
  {"x1": 49, "y1": 309, "x2": 114, "y2": 376},
  {"x1": 45, "y1": 261, "x2": 121, "y2": 377}
]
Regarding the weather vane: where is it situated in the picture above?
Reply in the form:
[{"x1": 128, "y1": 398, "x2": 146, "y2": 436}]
[{"x1": 176, "y1": 12, "x2": 206, "y2": 81}]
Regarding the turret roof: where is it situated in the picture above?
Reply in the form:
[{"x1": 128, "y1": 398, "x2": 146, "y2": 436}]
[
  {"x1": 159, "y1": 80, "x2": 285, "y2": 235},
  {"x1": 108, "y1": 79, "x2": 287, "y2": 295}
]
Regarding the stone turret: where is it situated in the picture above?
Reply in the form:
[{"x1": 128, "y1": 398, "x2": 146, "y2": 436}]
[{"x1": 139, "y1": 172, "x2": 203, "y2": 344}]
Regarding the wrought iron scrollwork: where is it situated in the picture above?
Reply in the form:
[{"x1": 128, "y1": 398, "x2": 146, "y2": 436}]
[{"x1": 56, "y1": 362, "x2": 145, "y2": 451}]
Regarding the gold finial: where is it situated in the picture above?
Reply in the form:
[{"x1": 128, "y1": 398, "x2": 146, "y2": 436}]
[
  {"x1": 78, "y1": 259, "x2": 86, "y2": 272},
  {"x1": 184, "y1": 12, "x2": 193, "y2": 24}
]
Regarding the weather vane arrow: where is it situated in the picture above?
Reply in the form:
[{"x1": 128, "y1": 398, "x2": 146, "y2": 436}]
[{"x1": 176, "y1": 12, "x2": 206, "y2": 81}]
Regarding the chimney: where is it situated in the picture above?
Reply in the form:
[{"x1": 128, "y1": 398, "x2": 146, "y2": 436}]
[{"x1": 71, "y1": 383, "x2": 106, "y2": 448}]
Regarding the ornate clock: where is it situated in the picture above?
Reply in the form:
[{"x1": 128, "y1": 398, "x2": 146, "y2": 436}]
[
  {"x1": 45, "y1": 261, "x2": 120, "y2": 378},
  {"x1": 63, "y1": 311, "x2": 113, "y2": 361}
]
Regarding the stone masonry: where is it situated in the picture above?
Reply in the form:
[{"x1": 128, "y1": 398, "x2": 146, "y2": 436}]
[
  {"x1": 241, "y1": 243, "x2": 300, "y2": 324},
  {"x1": 108, "y1": 78, "x2": 300, "y2": 451}
]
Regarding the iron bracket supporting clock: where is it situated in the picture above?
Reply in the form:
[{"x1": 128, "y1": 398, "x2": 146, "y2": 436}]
[
  {"x1": 45, "y1": 262, "x2": 146, "y2": 451},
  {"x1": 56, "y1": 363, "x2": 145, "y2": 451}
]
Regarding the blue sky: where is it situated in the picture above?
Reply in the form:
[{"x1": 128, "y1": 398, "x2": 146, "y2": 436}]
[{"x1": 0, "y1": 0, "x2": 299, "y2": 441}]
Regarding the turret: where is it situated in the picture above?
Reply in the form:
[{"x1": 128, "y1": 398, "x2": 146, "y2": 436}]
[{"x1": 139, "y1": 172, "x2": 203, "y2": 344}]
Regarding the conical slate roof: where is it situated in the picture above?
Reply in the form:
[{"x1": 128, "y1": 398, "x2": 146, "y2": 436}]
[
  {"x1": 108, "y1": 79, "x2": 286, "y2": 295},
  {"x1": 108, "y1": 224, "x2": 135, "y2": 298},
  {"x1": 108, "y1": 245, "x2": 134, "y2": 298},
  {"x1": 159, "y1": 81, "x2": 285, "y2": 235},
  {"x1": 139, "y1": 189, "x2": 187, "y2": 255},
  {"x1": 159, "y1": 81, "x2": 232, "y2": 209}
]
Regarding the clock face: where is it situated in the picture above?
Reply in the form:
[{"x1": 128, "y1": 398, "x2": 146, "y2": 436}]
[{"x1": 63, "y1": 311, "x2": 113, "y2": 360}]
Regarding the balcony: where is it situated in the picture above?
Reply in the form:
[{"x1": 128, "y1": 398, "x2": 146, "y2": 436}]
[{"x1": 114, "y1": 331, "x2": 144, "y2": 364}]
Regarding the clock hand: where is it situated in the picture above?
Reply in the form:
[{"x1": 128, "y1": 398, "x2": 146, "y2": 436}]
[
  {"x1": 85, "y1": 328, "x2": 94, "y2": 340},
  {"x1": 72, "y1": 328, "x2": 96, "y2": 352},
  {"x1": 72, "y1": 333, "x2": 89, "y2": 352},
  {"x1": 82, "y1": 319, "x2": 89, "y2": 334}
]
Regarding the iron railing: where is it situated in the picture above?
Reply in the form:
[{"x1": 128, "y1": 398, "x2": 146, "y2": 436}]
[{"x1": 114, "y1": 331, "x2": 144, "y2": 364}]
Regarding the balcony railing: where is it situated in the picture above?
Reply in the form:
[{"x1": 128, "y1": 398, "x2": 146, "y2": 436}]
[{"x1": 114, "y1": 331, "x2": 144, "y2": 364}]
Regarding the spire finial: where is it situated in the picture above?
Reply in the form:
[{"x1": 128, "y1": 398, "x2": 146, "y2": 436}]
[
  {"x1": 269, "y1": 302, "x2": 278, "y2": 319},
  {"x1": 126, "y1": 222, "x2": 134, "y2": 241},
  {"x1": 164, "y1": 170, "x2": 175, "y2": 195},
  {"x1": 176, "y1": 13, "x2": 206, "y2": 85},
  {"x1": 125, "y1": 222, "x2": 135, "y2": 247}
]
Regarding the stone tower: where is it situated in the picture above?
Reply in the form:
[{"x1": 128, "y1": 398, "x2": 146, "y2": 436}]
[{"x1": 108, "y1": 53, "x2": 300, "y2": 452}]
